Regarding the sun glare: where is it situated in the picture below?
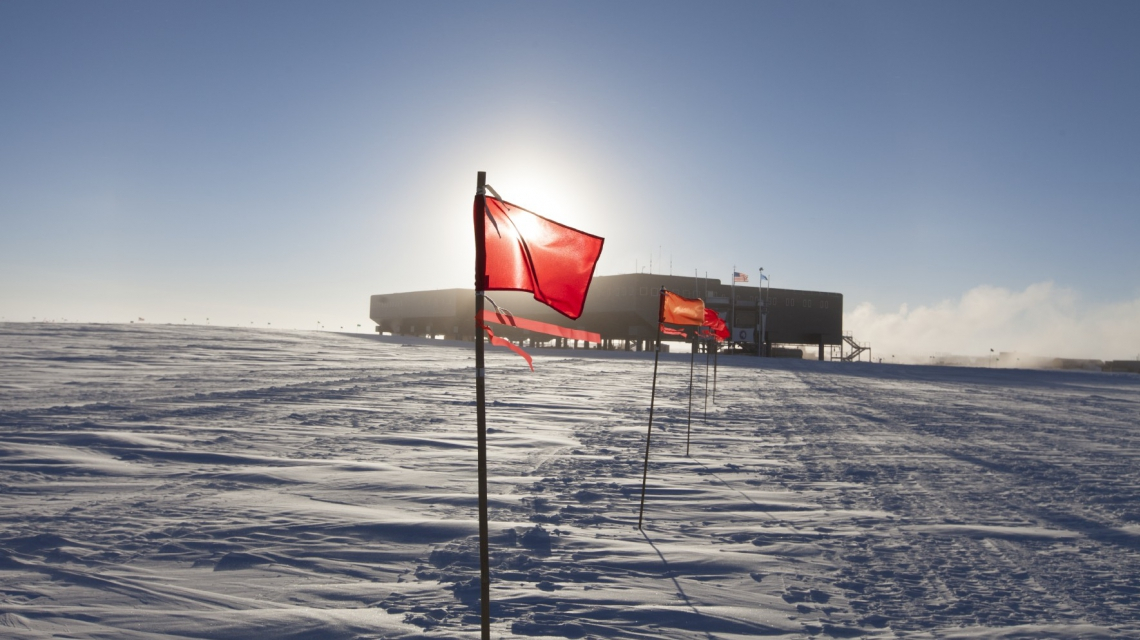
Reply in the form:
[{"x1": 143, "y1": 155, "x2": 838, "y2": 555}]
[
  {"x1": 502, "y1": 205, "x2": 549, "y2": 245},
  {"x1": 482, "y1": 148, "x2": 606, "y2": 233}
]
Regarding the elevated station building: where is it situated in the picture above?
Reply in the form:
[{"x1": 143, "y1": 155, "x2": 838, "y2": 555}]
[{"x1": 370, "y1": 273, "x2": 844, "y2": 359}]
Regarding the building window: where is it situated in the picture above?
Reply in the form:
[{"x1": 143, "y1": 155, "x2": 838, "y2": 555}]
[
  {"x1": 804, "y1": 300, "x2": 812, "y2": 308},
  {"x1": 640, "y1": 287, "x2": 648, "y2": 296},
  {"x1": 821, "y1": 300, "x2": 828, "y2": 309},
  {"x1": 786, "y1": 298, "x2": 794, "y2": 307}
]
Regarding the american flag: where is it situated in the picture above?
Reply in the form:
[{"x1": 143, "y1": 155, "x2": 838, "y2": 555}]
[{"x1": 733, "y1": 272, "x2": 748, "y2": 283}]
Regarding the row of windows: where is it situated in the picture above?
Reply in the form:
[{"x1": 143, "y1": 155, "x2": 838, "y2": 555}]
[
  {"x1": 770, "y1": 298, "x2": 834, "y2": 310},
  {"x1": 611, "y1": 287, "x2": 832, "y2": 310},
  {"x1": 616, "y1": 287, "x2": 716, "y2": 298},
  {"x1": 769, "y1": 298, "x2": 829, "y2": 309}
]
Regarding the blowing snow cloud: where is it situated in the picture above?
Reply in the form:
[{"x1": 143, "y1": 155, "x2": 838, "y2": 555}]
[{"x1": 846, "y1": 282, "x2": 1140, "y2": 362}]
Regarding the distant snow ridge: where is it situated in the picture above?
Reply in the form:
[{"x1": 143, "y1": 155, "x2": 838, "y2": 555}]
[{"x1": 0, "y1": 323, "x2": 1137, "y2": 638}]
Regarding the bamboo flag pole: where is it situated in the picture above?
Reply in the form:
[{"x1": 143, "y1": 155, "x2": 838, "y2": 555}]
[
  {"x1": 637, "y1": 288, "x2": 665, "y2": 530},
  {"x1": 685, "y1": 337, "x2": 696, "y2": 457},
  {"x1": 473, "y1": 171, "x2": 492, "y2": 640}
]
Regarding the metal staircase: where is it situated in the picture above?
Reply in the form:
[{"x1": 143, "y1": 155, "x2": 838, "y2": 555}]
[{"x1": 840, "y1": 333, "x2": 870, "y2": 362}]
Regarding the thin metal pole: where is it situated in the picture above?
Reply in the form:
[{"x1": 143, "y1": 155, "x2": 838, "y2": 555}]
[
  {"x1": 638, "y1": 289, "x2": 665, "y2": 530},
  {"x1": 473, "y1": 171, "x2": 491, "y2": 640},
  {"x1": 730, "y1": 265, "x2": 736, "y2": 342},
  {"x1": 685, "y1": 337, "x2": 695, "y2": 457},
  {"x1": 703, "y1": 338, "x2": 710, "y2": 424},
  {"x1": 757, "y1": 268, "x2": 764, "y2": 357},
  {"x1": 764, "y1": 276, "x2": 771, "y2": 357},
  {"x1": 763, "y1": 273, "x2": 768, "y2": 357},
  {"x1": 713, "y1": 344, "x2": 718, "y2": 404}
]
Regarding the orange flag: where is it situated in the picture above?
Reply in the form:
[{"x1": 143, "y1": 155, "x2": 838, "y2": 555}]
[{"x1": 661, "y1": 291, "x2": 704, "y2": 326}]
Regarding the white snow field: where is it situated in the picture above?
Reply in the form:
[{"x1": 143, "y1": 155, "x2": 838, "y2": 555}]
[{"x1": 2, "y1": 323, "x2": 1139, "y2": 639}]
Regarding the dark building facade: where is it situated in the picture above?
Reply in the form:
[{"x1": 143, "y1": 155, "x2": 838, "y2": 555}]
[{"x1": 370, "y1": 273, "x2": 842, "y2": 355}]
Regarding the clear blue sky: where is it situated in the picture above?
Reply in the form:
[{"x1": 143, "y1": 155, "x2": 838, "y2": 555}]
[{"x1": 2, "y1": 1, "x2": 1138, "y2": 350}]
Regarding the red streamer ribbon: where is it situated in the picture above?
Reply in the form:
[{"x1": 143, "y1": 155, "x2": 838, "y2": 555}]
[
  {"x1": 481, "y1": 323, "x2": 534, "y2": 371},
  {"x1": 697, "y1": 326, "x2": 725, "y2": 343},
  {"x1": 479, "y1": 310, "x2": 601, "y2": 344}
]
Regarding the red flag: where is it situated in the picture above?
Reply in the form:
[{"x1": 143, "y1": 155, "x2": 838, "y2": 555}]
[
  {"x1": 477, "y1": 195, "x2": 604, "y2": 320},
  {"x1": 702, "y1": 308, "x2": 729, "y2": 342},
  {"x1": 714, "y1": 324, "x2": 729, "y2": 342}
]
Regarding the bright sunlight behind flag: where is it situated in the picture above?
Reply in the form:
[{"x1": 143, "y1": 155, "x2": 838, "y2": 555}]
[{"x1": 478, "y1": 195, "x2": 604, "y2": 320}]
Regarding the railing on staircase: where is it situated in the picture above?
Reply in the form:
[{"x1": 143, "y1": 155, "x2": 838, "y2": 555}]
[{"x1": 840, "y1": 333, "x2": 870, "y2": 362}]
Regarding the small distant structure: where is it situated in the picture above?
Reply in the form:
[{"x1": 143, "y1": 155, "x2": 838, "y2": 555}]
[
  {"x1": 923, "y1": 355, "x2": 1137, "y2": 373},
  {"x1": 370, "y1": 273, "x2": 845, "y2": 359},
  {"x1": 1051, "y1": 358, "x2": 1105, "y2": 372},
  {"x1": 1104, "y1": 360, "x2": 1140, "y2": 374}
]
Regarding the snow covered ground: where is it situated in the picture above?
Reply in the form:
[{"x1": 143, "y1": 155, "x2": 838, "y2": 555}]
[{"x1": 2, "y1": 322, "x2": 1139, "y2": 639}]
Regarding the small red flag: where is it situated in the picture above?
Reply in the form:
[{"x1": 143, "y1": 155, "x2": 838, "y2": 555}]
[
  {"x1": 477, "y1": 195, "x2": 604, "y2": 320},
  {"x1": 703, "y1": 308, "x2": 729, "y2": 342}
]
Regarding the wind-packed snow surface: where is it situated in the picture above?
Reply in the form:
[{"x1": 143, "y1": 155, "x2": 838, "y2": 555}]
[{"x1": 2, "y1": 324, "x2": 1139, "y2": 639}]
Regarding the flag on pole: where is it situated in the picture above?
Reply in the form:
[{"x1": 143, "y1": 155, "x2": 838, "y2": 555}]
[
  {"x1": 702, "y1": 308, "x2": 729, "y2": 342},
  {"x1": 661, "y1": 291, "x2": 705, "y2": 326},
  {"x1": 733, "y1": 271, "x2": 748, "y2": 283},
  {"x1": 640, "y1": 288, "x2": 707, "y2": 523},
  {"x1": 759, "y1": 273, "x2": 768, "y2": 282},
  {"x1": 479, "y1": 195, "x2": 604, "y2": 320},
  {"x1": 472, "y1": 175, "x2": 605, "y2": 640}
]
